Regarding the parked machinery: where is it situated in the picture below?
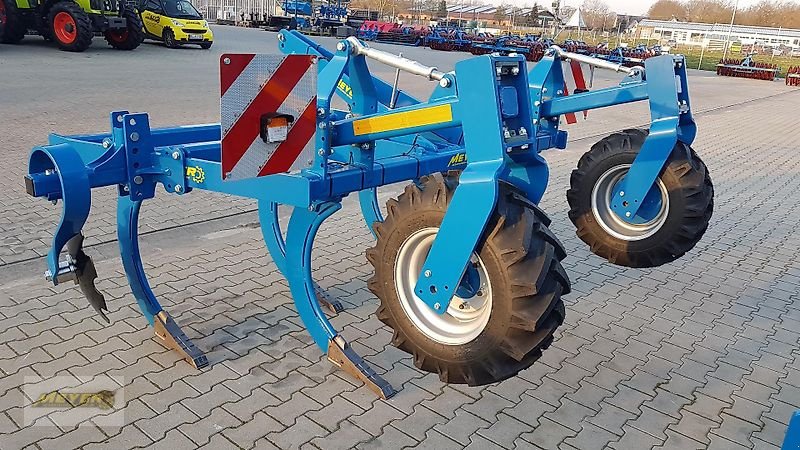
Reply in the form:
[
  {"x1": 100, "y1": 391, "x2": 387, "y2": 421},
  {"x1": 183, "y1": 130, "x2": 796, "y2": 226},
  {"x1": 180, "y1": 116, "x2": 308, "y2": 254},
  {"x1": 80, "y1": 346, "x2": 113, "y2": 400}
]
[
  {"x1": 716, "y1": 53, "x2": 779, "y2": 81},
  {"x1": 24, "y1": 32, "x2": 713, "y2": 398},
  {"x1": 0, "y1": 0, "x2": 143, "y2": 51},
  {"x1": 787, "y1": 66, "x2": 799, "y2": 86}
]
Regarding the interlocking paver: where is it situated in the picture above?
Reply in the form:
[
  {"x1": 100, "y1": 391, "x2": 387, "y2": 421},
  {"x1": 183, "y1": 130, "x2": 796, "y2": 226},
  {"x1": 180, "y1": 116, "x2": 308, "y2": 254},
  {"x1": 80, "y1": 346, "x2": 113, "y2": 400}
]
[{"x1": 1, "y1": 26, "x2": 799, "y2": 450}]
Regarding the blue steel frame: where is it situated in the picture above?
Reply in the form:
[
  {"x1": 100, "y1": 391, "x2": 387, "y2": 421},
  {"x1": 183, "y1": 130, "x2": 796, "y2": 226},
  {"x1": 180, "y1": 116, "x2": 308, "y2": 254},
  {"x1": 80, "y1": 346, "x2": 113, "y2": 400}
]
[{"x1": 25, "y1": 30, "x2": 696, "y2": 366}]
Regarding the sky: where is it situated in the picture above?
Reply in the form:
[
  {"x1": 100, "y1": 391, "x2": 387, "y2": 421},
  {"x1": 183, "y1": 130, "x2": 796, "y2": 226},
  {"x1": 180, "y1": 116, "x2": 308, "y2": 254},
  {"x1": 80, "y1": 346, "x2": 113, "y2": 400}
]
[{"x1": 490, "y1": 0, "x2": 799, "y2": 17}]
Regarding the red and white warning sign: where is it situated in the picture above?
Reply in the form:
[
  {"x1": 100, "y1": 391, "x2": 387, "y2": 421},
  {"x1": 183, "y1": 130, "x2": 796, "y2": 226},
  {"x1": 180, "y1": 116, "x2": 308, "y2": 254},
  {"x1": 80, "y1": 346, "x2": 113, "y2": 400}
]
[
  {"x1": 220, "y1": 54, "x2": 318, "y2": 180},
  {"x1": 561, "y1": 59, "x2": 591, "y2": 125}
]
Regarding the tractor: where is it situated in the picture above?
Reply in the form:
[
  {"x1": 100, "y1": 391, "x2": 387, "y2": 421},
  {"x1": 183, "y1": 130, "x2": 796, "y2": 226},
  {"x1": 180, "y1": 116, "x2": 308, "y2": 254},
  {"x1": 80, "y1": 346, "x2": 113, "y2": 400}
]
[{"x1": 0, "y1": 0, "x2": 144, "y2": 51}]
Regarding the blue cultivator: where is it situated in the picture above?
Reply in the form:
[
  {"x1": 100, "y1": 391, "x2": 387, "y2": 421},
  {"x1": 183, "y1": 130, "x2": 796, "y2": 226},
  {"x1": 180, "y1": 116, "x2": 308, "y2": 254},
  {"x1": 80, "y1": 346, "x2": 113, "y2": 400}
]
[{"x1": 25, "y1": 32, "x2": 713, "y2": 398}]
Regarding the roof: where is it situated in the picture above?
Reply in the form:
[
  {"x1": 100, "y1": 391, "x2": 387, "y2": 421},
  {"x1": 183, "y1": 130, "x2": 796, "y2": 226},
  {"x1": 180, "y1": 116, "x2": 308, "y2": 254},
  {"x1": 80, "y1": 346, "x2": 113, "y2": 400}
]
[
  {"x1": 446, "y1": 4, "x2": 555, "y2": 17},
  {"x1": 638, "y1": 19, "x2": 800, "y2": 39}
]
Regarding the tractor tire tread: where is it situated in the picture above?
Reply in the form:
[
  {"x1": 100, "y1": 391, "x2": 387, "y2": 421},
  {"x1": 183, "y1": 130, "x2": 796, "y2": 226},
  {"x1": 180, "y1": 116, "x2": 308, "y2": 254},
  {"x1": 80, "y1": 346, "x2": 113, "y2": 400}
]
[
  {"x1": 368, "y1": 174, "x2": 569, "y2": 386},
  {"x1": 48, "y1": 2, "x2": 92, "y2": 52},
  {"x1": 566, "y1": 129, "x2": 713, "y2": 268}
]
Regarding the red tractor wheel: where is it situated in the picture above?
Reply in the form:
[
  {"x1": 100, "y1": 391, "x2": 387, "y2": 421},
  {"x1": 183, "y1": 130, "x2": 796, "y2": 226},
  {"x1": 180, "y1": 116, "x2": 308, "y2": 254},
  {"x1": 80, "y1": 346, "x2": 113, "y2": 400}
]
[
  {"x1": 104, "y1": 9, "x2": 144, "y2": 50},
  {"x1": 48, "y1": 2, "x2": 92, "y2": 51}
]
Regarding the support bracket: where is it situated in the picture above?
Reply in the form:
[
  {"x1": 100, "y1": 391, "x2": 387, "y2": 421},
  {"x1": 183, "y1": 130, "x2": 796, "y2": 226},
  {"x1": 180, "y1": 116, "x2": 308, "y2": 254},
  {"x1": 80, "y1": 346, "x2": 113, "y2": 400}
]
[
  {"x1": 153, "y1": 311, "x2": 209, "y2": 369},
  {"x1": 327, "y1": 336, "x2": 396, "y2": 399}
]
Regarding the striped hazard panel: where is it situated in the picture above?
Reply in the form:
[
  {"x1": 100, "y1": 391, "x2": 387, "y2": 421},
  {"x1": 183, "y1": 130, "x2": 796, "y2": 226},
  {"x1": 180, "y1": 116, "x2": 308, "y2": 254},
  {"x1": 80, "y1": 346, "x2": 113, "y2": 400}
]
[
  {"x1": 220, "y1": 54, "x2": 318, "y2": 180},
  {"x1": 561, "y1": 59, "x2": 591, "y2": 125}
]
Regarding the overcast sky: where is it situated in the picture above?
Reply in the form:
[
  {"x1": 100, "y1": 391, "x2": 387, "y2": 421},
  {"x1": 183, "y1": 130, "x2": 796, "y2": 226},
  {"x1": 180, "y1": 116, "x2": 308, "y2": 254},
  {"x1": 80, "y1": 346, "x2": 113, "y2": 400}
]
[{"x1": 493, "y1": 0, "x2": 799, "y2": 17}]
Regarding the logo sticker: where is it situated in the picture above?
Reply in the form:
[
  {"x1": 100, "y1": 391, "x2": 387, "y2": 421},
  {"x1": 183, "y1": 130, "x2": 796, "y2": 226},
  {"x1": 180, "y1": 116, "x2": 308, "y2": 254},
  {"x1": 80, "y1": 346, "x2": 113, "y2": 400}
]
[
  {"x1": 448, "y1": 152, "x2": 467, "y2": 166},
  {"x1": 337, "y1": 80, "x2": 353, "y2": 99},
  {"x1": 186, "y1": 166, "x2": 205, "y2": 183}
]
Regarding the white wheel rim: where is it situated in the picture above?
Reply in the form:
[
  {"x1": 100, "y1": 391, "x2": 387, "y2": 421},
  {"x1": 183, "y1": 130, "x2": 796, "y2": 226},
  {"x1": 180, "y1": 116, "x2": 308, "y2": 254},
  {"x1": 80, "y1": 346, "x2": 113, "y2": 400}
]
[
  {"x1": 394, "y1": 227, "x2": 493, "y2": 346},
  {"x1": 591, "y1": 164, "x2": 669, "y2": 241}
]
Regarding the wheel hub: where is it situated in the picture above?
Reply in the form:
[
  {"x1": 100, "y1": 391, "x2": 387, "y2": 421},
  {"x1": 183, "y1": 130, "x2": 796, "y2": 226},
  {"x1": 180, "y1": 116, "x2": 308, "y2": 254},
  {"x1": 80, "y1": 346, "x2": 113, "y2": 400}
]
[
  {"x1": 394, "y1": 228, "x2": 492, "y2": 346},
  {"x1": 591, "y1": 164, "x2": 669, "y2": 241}
]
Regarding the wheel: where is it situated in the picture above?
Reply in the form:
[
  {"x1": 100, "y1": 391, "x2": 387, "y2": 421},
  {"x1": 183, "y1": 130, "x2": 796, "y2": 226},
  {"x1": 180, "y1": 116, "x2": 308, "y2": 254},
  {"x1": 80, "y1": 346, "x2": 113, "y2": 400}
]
[
  {"x1": 567, "y1": 129, "x2": 713, "y2": 268},
  {"x1": 48, "y1": 2, "x2": 92, "y2": 52},
  {"x1": 104, "y1": 9, "x2": 144, "y2": 50},
  {"x1": 199, "y1": 41, "x2": 212, "y2": 49},
  {"x1": 0, "y1": 0, "x2": 27, "y2": 44},
  {"x1": 162, "y1": 28, "x2": 177, "y2": 48},
  {"x1": 367, "y1": 174, "x2": 570, "y2": 386}
]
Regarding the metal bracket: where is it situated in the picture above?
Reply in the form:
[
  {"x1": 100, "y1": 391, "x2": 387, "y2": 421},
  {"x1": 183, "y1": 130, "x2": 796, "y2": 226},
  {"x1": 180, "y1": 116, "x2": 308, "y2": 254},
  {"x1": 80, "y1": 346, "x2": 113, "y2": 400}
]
[
  {"x1": 153, "y1": 311, "x2": 209, "y2": 369},
  {"x1": 314, "y1": 283, "x2": 344, "y2": 315},
  {"x1": 327, "y1": 336, "x2": 396, "y2": 399}
]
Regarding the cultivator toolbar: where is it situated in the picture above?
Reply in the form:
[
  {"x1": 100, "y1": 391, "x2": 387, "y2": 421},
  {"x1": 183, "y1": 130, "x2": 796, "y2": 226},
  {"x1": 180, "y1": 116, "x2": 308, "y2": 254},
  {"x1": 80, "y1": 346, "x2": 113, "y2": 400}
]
[
  {"x1": 24, "y1": 33, "x2": 713, "y2": 398},
  {"x1": 787, "y1": 66, "x2": 800, "y2": 86},
  {"x1": 717, "y1": 54, "x2": 779, "y2": 81}
]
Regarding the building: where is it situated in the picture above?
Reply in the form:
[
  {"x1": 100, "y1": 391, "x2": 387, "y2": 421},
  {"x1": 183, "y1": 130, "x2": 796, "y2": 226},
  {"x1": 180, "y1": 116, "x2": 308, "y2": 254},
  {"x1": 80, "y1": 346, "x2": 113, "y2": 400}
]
[
  {"x1": 442, "y1": 4, "x2": 556, "y2": 29},
  {"x1": 635, "y1": 19, "x2": 800, "y2": 50}
]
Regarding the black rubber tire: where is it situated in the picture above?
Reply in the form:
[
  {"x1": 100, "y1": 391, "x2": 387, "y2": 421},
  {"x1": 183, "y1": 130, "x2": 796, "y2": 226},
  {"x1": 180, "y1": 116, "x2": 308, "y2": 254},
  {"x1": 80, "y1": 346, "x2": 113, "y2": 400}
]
[
  {"x1": 199, "y1": 41, "x2": 212, "y2": 49},
  {"x1": 48, "y1": 2, "x2": 92, "y2": 52},
  {"x1": 162, "y1": 28, "x2": 177, "y2": 48},
  {"x1": 0, "y1": 0, "x2": 27, "y2": 44},
  {"x1": 104, "y1": 9, "x2": 144, "y2": 50},
  {"x1": 367, "y1": 174, "x2": 570, "y2": 386},
  {"x1": 567, "y1": 129, "x2": 714, "y2": 268}
]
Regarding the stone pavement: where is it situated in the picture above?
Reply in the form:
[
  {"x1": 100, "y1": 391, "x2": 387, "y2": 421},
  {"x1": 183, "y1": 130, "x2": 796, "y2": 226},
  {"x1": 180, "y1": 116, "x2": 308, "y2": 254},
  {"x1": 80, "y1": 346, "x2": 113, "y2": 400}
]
[{"x1": 1, "y1": 28, "x2": 800, "y2": 450}]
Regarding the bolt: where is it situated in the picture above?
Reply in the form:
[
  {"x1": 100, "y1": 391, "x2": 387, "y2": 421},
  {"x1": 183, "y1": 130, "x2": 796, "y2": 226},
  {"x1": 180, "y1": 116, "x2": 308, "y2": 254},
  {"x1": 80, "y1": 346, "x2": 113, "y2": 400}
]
[
  {"x1": 533, "y1": 118, "x2": 539, "y2": 124},
  {"x1": 424, "y1": 270, "x2": 431, "y2": 277},
  {"x1": 317, "y1": 108, "x2": 326, "y2": 117},
  {"x1": 534, "y1": 100, "x2": 541, "y2": 106},
  {"x1": 223, "y1": 57, "x2": 231, "y2": 65},
  {"x1": 174, "y1": 184, "x2": 183, "y2": 193},
  {"x1": 619, "y1": 191, "x2": 625, "y2": 196},
  {"x1": 129, "y1": 118, "x2": 136, "y2": 126},
  {"x1": 130, "y1": 132, "x2": 139, "y2": 142},
  {"x1": 318, "y1": 148, "x2": 326, "y2": 156},
  {"x1": 310, "y1": 57, "x2": 317, "y2": 65},
  {"x1": 433, "y1": 302, "x2": 441, "y2": 310},
  {"x1": 122, "y1": 185, "x2": 130, "y2": 192},
  {"x1": 44, "y1": 169, "x2": 54, "y2": 176},
  {"x1": 496, "y1": 67, "x2": 503, "y2": 76},
  {"x1": 308, "y1": 204, "x2": 315, "y2": 212},
  {"x1": 458, "y1": 303, "x2": 465, "y2": 310},
  {"x1": 318, "y1": 122, "x2": 327, "y2": 130},
  {"x1": 439, "y1": 78, "x2": 450, "y2": 88},
  {"x1": 361, "y1": 143, "x2": 371, "y2": 150},
  {"x1": 116, "y1": 115, "x2": 123, "y2": 123},
  {"x1": 542, "y1": 87, "x2": 548, "y2": 93},
  {"x1": 133, "y1": 175, "x2": 143, "y2": 185},
  {"x1": 625, "y1": 212, "x2": 632, "y2": 218},
  {"x1": 277, "y1": 33, "x2": 285, "y2": 41},
  {"x1": 557, "y1": 89, "x2": 563, "y2": 95},
  {"x1": 477, "y1": 290, "x2": 484, "y2": 297},
  {"x1": 102, "y1": 138, "x2": 112, "y2": 149},
  {"x1": 511, "y1": 66, "x2": 520, "y2": 75},
  {"x1": 336, "y1": 42, "x2": 346, "y2": 51},
  {"x1": 51, "y1": 199, "x2": 58, "y2": 205},
  {"x1": 171, "y1": 151, "x2": 180, "y2": 160}
]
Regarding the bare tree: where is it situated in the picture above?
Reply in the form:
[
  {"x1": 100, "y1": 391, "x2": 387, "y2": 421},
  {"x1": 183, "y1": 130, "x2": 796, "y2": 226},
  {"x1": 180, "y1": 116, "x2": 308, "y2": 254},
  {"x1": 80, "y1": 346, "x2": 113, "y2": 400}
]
[
  {"x1": 582, "y1": 0, "x2": 614, "y2": 30},
  {"x1": 647, "y1": 0, "x2": 688, "y2": 20}
]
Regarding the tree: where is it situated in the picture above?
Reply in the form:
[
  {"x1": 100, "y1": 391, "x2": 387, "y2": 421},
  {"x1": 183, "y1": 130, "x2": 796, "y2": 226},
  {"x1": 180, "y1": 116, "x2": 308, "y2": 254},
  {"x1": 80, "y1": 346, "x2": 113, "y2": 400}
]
[
  {"x1": 647, "y1": 0, "x2": 688, "y2": 20},
  {"x1": 582, "y1": 0, "x2": 614, "y2": 30},
  {"x1": 436, "y1": 0, "x2": 447, "y2": 18},
  {"x1": 685, "y1": 0, "x2": 734, "y2": 23}
]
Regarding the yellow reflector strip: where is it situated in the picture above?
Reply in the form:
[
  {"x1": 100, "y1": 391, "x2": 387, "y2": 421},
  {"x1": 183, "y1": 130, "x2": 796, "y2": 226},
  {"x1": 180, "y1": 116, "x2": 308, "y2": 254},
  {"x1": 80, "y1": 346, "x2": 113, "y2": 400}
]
[{"x1": 352, "y1": 104, "x2": 453, "y2": 136}]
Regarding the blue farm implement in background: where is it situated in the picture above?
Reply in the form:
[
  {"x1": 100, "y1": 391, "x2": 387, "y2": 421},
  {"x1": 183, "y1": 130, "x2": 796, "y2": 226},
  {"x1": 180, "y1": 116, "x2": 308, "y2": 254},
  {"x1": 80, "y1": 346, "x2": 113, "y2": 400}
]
[{"x1": 25, "y1": 31, "x2": 713, "y2": 398}]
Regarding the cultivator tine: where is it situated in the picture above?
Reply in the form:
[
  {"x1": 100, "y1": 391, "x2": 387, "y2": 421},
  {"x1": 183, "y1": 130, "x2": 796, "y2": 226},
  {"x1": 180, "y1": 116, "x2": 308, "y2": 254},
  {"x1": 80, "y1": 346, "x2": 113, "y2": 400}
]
[
  {"x1": 328, "y1": 336, "x2": 396, "y2": 399},
  {"x1": 153, "y1": 311, "x2": 209, "y2": 369},
  {"x1": 313, "y1": 282, "x2": 344, "y2": 315},
  {"x1": 49, "y1": 234, "x2": 110, "y2": 323}
]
